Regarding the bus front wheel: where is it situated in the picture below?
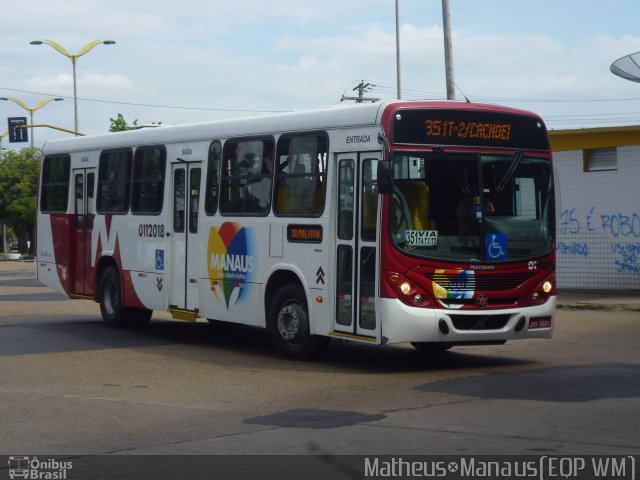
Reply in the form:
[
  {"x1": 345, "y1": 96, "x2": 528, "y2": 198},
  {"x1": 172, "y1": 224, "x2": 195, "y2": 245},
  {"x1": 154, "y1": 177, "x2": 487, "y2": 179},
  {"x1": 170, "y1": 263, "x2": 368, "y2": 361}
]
[{"x1": 267, "y1": 284, "x2": 329, "y2": 360}]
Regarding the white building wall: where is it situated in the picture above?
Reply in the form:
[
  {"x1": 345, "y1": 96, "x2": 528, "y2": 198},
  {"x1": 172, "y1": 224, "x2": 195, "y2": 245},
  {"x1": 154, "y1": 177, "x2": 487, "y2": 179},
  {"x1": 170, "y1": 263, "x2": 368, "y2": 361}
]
[{"x1": 554, "y1": 145, "x2": 640, "y2": 290}]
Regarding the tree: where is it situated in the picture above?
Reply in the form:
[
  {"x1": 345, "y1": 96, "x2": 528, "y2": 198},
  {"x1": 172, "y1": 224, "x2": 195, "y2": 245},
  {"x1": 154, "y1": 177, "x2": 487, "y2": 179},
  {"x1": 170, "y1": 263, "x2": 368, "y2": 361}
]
[
  {"x1": 0, "y1": 147, "x2": 40, "y2": 254},
  {"x1": 109, "y1": 113, "x2": 138, "y2": 132},
  {"x1": 109, "y1": 113, "x2": 162, "y2": 132}
]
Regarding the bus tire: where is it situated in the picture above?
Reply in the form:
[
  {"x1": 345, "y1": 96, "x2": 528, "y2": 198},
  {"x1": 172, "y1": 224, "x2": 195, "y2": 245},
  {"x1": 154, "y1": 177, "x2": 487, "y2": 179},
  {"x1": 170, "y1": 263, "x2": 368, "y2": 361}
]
[
  {"x1": 410, "y1": 342, "x2": 452, "y2": 354},
  {"x1": 99, "y1": 266, "x2": 129, "y2": 328},
  {"x1": 267, "y1": 284, "x2": 329, "y2": 360}
]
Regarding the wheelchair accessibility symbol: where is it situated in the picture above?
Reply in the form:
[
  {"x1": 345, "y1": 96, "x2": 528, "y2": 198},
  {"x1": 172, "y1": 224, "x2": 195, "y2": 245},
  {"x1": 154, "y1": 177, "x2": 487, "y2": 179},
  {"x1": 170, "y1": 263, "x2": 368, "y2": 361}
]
[
  {"x1": 485, "y1": 233, "x2": 507, "y2": 260},
  {"x1": 155, "y1": 249, "x2": 165, "y2": 270}
]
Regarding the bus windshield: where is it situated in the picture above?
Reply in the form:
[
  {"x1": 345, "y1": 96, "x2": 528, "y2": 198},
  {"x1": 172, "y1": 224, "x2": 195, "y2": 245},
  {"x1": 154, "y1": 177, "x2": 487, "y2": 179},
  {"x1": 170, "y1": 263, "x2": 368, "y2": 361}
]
[{"x1": 391, "y1": 151, "x2": 554, "y2": 263}]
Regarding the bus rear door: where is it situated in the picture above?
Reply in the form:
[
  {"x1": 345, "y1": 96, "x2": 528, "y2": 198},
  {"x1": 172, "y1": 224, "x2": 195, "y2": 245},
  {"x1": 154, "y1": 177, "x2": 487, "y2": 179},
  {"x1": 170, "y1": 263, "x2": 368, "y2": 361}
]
[
  {"x1": 169, "y1": 162, "x2": 202, "y2": 314},
  {"x1": 72, "y1": 167, "x2": 95, "y2": 296},
  {"x1": 335, "y1": 152, "x2": 381, "y2": 342}
]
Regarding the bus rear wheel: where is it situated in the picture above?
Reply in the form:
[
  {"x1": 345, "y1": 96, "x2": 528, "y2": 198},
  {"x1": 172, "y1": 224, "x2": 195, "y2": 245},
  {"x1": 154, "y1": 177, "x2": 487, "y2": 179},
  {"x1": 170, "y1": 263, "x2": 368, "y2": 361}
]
[
  {"x1": 267, "y1": 284, "x2": 329, "y2": 360},
  {"x1": 99, "y1": 266, "x2": 151, "y2": 328}
]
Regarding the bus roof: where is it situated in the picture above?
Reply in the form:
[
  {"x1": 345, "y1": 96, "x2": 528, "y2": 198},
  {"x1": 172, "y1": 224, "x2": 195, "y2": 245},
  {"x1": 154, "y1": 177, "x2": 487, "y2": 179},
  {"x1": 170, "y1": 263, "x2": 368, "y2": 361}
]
[{"x1": 42, "y1": 100, "x2": 545, "y2": 154}]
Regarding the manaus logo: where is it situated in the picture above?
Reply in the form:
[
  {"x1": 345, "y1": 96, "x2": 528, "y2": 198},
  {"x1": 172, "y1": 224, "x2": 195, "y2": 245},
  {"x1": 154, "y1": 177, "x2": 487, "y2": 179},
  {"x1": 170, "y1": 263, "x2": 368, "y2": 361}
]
[{"x1": 207, "y1": 222, "x2": 255, "y2": 309}]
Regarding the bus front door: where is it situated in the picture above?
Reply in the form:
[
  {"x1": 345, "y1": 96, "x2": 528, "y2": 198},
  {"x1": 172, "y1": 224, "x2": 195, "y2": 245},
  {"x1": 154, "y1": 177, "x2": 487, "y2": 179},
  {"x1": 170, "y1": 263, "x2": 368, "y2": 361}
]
[
  {"x1": 169, "y1": 163, "x2": 202, "y2": 313},
  {"x1": 335, "y1": 152, "x2": 381, "y2": 341},
  {"x1": 72, "y1": 168, "x2": 95, "y2": 296}
]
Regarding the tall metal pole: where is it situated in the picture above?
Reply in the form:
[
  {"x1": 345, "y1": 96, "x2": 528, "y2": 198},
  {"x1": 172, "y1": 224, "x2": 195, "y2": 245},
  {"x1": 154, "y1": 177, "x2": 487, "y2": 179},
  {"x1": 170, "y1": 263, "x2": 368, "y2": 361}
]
[
  {"x1": 72, "y1": 57, "x2": 78, "y2": 134},
  {"x1": 29, "y1": 111, "x2": 34, "y2": 148},
  {"x1": 395, "y1": 0, "x2": 402, "y2": 99},
  {"x1": 442, "y1": 0, "x2": 456, "y2": 100}
]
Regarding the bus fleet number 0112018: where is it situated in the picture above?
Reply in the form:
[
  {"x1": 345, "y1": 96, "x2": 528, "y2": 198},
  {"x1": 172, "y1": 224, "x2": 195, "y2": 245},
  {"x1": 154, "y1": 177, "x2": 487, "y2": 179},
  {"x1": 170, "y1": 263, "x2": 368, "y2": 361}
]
[{"x1": 138, "y1": 223, "x2": 165, "y2": 238}]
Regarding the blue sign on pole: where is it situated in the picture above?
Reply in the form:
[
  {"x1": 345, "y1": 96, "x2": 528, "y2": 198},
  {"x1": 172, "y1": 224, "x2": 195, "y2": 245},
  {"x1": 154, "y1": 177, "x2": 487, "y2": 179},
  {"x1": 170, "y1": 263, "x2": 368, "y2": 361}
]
[{"x1": 8, "y1": 117, "x2": 28, "y2": 143}]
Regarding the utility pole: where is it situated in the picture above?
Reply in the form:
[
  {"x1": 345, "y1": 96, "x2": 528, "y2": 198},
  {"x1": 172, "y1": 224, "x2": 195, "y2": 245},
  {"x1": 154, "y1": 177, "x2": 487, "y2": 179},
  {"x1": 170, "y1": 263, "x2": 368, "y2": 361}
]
[
  {"x1": 442, "y1": 0, "x2": 456, "y2": 100},
  {"x1": 341, "y1": 81, "x2": 380, "y2": 103},
  {"x1": 0, "y1": 131, "x2": 6, "y2": 256}
]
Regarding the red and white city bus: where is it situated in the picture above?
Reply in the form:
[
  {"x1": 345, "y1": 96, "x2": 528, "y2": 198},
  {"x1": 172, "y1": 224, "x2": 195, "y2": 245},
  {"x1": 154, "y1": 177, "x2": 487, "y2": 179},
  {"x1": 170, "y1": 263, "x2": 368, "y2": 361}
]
[{"x1": 36, "y1": 101, "x2": 556, "y2": 359}]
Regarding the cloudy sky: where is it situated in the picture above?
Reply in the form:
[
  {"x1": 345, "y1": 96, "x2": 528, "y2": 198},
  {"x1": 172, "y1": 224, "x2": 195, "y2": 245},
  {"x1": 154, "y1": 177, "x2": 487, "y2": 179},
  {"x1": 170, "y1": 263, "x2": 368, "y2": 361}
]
[{"x1": 2, "y1": 0, "x2": 640, "y2": 149}]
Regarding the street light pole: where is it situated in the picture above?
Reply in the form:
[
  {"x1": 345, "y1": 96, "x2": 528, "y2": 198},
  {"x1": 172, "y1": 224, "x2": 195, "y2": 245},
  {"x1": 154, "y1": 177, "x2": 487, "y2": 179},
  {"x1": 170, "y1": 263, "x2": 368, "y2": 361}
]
[
  {"x1": 30, "y1": 39, "x2": 116, "y2": 135},
  {"x1": 0, "y1": 96, "x2": 64, "y2": 148},
  {"x1": 0, "y1": 130, "x2": 7, "y2": 255}
]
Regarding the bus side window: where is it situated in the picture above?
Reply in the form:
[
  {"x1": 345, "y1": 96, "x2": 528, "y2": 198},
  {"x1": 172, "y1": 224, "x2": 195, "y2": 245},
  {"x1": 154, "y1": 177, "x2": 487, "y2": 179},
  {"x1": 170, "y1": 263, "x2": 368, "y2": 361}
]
[
  {"x1": 204, "y1": 141, "x2": 221, "y2": 215},
  {"x1": 274, "y1": 133, "x2": 327, "y2": 216},
  {"x1": 75, "y1": 173, "x2": 84, "y2": 228},
  {"x1": 174, "y1": 169, "x2": 185, "y2": 233},
  {"x1": 189, "y1": 168, "x2": 201, "y2": 233},
  {"x1": 131, "y1": 145, "x2": 166, "y2": 215},
  {"x1": 338, "y1": 159, "x2": 354, "y2": 240},
  {"x1": 220, "y1": 138, "x2": 273, "y2": 215},
  {"x1": 97, "y1": 149, "x2": 133, "y2": 214},
  {"x1": 361, "y1": 158, "x2": 378, "y2": 241},
  {"x1": 41, "y1": 154, "x2": 71, "y2": 213}
]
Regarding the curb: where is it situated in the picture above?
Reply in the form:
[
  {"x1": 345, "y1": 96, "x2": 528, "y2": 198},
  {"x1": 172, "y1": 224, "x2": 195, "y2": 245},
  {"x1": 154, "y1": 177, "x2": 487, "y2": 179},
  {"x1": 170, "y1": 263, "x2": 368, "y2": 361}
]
[{"x1": 557, "y1": 302, "x2": 640, "y2": 312}]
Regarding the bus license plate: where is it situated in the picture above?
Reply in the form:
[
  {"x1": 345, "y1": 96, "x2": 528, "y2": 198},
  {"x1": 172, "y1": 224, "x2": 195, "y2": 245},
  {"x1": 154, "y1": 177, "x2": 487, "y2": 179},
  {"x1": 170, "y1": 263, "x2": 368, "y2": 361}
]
[{"x1": 528, "y1": 316, "x2": 551, "y2": 329}]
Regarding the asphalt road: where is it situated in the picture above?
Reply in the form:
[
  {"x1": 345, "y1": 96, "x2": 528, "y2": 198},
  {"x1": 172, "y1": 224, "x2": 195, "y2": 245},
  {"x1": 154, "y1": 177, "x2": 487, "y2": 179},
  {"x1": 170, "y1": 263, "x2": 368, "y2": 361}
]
[{"x1": 0, "y1": 261, "x2": 638, "y2": 477}]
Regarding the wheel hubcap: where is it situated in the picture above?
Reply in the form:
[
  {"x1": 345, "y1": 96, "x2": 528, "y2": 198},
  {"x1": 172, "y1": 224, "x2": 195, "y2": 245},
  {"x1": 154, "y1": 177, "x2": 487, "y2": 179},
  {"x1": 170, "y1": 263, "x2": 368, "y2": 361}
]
[{"x1": 277, "y1": 304, "x2": 301, "y2": 341}]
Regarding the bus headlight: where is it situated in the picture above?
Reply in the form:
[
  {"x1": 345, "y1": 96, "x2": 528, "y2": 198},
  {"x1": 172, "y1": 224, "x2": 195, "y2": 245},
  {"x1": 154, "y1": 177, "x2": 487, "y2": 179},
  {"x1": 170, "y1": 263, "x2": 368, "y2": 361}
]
[
  {"x1": 385, "y1": 271, "x2": 433, "y2": 308},
  {"x1": 528, "y1": 273, "x2": 556, "y2": 305}
]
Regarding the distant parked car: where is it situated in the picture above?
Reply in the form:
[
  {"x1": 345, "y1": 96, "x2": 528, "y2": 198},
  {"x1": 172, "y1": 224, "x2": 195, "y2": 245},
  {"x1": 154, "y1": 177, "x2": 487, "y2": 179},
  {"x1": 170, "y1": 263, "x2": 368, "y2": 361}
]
[{"x1": 9, "y1": 243, "x2": 19, "y2": 253}]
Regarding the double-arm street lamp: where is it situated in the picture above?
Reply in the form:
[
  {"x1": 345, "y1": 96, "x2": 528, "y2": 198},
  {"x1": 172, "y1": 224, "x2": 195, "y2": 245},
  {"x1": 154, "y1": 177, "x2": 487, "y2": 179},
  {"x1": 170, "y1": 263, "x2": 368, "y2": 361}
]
[
  {"x1": 30, "y1": 39, "x2": 116, "y2": 135},
  {"x1": 0, "y1": 96, "x2": 64, "y2": 148}
]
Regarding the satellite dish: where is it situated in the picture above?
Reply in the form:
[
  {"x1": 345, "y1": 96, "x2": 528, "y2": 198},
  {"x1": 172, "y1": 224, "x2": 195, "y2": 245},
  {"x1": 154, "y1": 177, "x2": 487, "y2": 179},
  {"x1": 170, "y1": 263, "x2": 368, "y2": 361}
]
[{"x1": 610, "y1": 52, "x2": 640, "y2": 83}]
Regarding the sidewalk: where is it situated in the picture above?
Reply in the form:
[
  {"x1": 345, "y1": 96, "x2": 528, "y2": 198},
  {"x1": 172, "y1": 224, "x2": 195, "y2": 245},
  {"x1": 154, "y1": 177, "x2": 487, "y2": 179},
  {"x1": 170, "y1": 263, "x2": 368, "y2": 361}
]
[{"x1": 557, "y1": 290, "x2": 640, "y2": 312}]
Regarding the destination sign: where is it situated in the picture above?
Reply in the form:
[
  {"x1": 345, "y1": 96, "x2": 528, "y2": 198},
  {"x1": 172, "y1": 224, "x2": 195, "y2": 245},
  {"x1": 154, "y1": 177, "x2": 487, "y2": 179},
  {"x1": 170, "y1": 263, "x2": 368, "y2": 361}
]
[
  {"x1": 287, "y1": 224, "x2": 323, "y2": 244},
  {"x1": 392, "y1": 109, "x2": 550, "y2": 150}
]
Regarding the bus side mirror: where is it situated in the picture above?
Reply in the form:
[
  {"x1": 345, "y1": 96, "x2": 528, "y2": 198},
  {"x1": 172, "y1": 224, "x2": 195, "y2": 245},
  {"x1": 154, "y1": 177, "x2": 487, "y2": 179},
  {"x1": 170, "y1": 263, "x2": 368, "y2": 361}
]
[{"x1": 377, "y1": 161, "x2": 392, "y2": 194}]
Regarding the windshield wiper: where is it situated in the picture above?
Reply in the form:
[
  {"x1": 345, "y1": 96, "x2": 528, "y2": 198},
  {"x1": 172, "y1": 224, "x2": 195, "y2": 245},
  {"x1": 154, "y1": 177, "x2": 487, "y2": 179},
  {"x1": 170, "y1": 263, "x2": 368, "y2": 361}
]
[
  {"x1": 434, "y1": 148, "x2": 467, "y2": 192},
  {"x1": 496, "y1": 150, "x2": 523, "y2": 192}
]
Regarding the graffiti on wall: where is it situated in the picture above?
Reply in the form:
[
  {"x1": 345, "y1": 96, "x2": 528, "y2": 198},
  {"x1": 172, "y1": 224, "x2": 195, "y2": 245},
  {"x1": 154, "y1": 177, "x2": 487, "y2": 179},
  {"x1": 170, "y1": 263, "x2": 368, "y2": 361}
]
[
  {"x1": 558, "y1": 207, "x2": 640, "y2": 277},
  {"x1": 611, "y1": 242, "x2": 640, "y2": 276}
]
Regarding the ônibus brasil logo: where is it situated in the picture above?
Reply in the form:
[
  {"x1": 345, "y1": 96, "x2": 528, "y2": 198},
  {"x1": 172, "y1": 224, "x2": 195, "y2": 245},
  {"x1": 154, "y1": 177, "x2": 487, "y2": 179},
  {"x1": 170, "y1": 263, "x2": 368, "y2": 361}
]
[
  {"x1": 207, "y1": 222, "x2": 255, "y2": 309},
  {"x1": 431, "y1": 268, "x2": 475, "y2": 310}
]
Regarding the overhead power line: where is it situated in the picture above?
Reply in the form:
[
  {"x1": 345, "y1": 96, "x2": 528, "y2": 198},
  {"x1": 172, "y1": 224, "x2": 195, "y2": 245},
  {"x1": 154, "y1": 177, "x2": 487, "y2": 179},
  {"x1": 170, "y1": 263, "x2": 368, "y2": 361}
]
[
  {"x1": 368, "y1": 83, "x2": 640, "y2": 104},
  {"x1": 3, "y1": 84, "x2": 639, "y2": 128},
  {"x1": 0, "y1": 86, "x2": 289, "y2": 113}
]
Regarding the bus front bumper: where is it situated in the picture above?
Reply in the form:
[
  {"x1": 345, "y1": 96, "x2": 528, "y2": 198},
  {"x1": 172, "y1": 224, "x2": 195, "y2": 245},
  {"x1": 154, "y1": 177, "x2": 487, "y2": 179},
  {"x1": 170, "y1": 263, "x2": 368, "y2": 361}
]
[{"x1": 379, "y1": 296, "x2": 556, "y2": 345}]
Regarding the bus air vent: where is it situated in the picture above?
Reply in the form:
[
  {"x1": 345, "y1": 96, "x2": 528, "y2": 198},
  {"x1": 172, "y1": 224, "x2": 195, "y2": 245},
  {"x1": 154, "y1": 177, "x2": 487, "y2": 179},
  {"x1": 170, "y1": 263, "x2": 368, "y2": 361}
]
[
  {"x1": 449, "y1": 314, "x2": 511, "y2": 330},
  {"x1": 427, "y1": 272, "x2": 532, "y2": 291}
]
